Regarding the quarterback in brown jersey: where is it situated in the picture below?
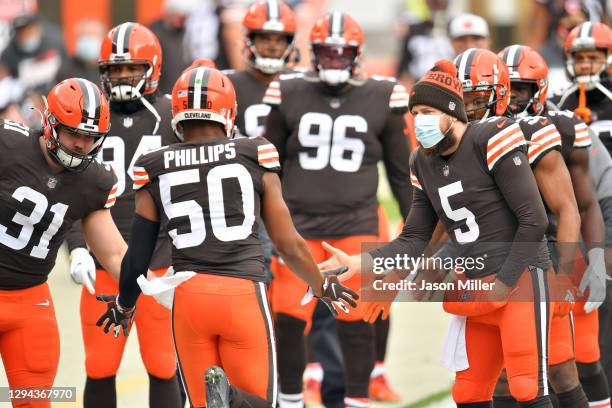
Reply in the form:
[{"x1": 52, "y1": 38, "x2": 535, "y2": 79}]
[
  {"x1": 262, "y1": 11, "x2": 412, "y2": 407},
  {"x1": 0, "y1": 78, "x2": 126, "y2": 408},
  {"x1": 321, "y1": 60, "x2": 555, "y2": 407},
  {"x1": 64, "y1": 22, "x2": 181, "y2": 408},
  {"x1": 496, "y1": 44, "x2": 608, "y2": 408},
  {"x1": 95, "y1": 66, "x2": 357, "y2": 408}
]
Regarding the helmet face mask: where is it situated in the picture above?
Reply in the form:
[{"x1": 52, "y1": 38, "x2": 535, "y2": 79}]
[
  {"x1": 243, "y1": 0, "x2": 297, "y2": 75},
  {"x1": 99, "y1": 62, "x2": 150, "y2": 102},
  {"x1": 309, "y1": 12, "x2": 364, "y2": 86},
  {"x1": 47, "y1": 122, "x2": 107, "y2": 172},
  {"x1": 508, "y1": 80, "x2": 540, "y2": 117},
  {"x1": 98, "y1": 22, "x2": 162, "y2": 101},
  {"x1": 564, "y1": 22, "x2": 612, "y2": 87},
  {"x1": 247, "y1": 31, "x2": 294, "y2": 74}
]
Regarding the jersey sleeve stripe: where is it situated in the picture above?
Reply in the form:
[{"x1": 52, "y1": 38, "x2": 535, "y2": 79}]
[
  {"x1": 410, "y1": 171, "x2": 422, "y2": 190},
  {"x1": 104, "y1": 181, "x2": 119, "y2": 208},
  {"x1": 487, "y1": 135, "x2": 526, "y2": 170},
  {"x1": 528, "y1": 134, "x2": 562, "y2": 163},
  {"x1": 486, "y1": 123, "x2": 522, "y2": 153},
  {"x1": 263, "y1": 82, "x2": 281, "y2": 105},
  {"x1": 574, "y1": 124, "x2": 591, "y2": 147},
  {"x1": 530, "y1": 124, "x2": 560, "y2": 143},
  {"x1": 260, "y1": 160, "x2": 280, "y2": 169},
  {"x1": 258, "y1": 152, "x2": 279, "y2": 161}
]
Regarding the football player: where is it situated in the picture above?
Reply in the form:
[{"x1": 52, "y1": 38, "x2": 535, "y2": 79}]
[
  {"x1": 95, "y1": 66, "x2": 358, "y2": 408},
  {"x1": 495, "y1": 44, "x2": 607, "y2": 408},
  {"x1": 551, "y1": 21, "x2": 612, "y2": 407},
  {"x1": 65, "y1": 22, "x2": 181, "y2": 408},
  {"x1": 262, "y1": 12, "x2": 413, "y2": 407},
  {"x1": 0, "y1": 78, "x2": 125, "y2": 408},
  {"x1": 321, "y1": 59, "x2": 554, "y2": 408}
]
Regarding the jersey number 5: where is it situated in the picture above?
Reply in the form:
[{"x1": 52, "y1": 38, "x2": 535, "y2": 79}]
[
  {"x1": 438, "y1": 181, "x2": 479, "y2": 244},
  {"x1": 298, "y1": 112, "x2": 366, "y2": 173},
  {"x1": 160, "y1": 163, "x2": 256, "y2": 249}
]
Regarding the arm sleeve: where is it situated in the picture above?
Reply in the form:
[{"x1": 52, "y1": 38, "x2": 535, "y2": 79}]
[
  {"x1": 65, "y1": 220, "x2": 87, "y2": 252},
  {"x1": 381, "y1": 113, "x2": 413, "y2": 218},
  {"x1": 369, "y1": 185, "x2": 438, "y2": 262},
  {"x1": 493, "y1": 151, "x2": 549, "y2": 286},
  {"x1": 263, "y1": 106, "x2": 288, "y2": 166},
  {"x1": 117, "y1": 214, "x2": 160, "y2": 309}
]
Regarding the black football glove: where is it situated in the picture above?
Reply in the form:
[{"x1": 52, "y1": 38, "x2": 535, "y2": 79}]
[
  {"x1": 96, "y1": 294, "x2": 136, "y2": 337},
  {"x1": 300, "y1": 266, "x2": 359, "y2": 317}
]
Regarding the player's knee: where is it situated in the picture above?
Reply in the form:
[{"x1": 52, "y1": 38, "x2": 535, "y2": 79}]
[
  {"x1": 85, "y1": 351, "x2": 122, "y2": 379},
  {"x1": 452, "y1": 379, "x2": 495, "y2": 403},
  {"x1": 549, "y1": 360, "x2": 580, "y2": 393},
  {"x1": 508, "y1": 376, "x2": 539, "y2": 402},
  {"x1": 576, "y1": 361, "x2": 603, "y2": 378},
  {"x1": 142, "y1": 352, "x2": 177, "y2": 380}
]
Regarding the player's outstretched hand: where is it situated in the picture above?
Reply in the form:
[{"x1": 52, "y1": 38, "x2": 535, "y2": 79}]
[
  {"x1": 96, "y1": 294, "x2": 136, "y2": 337},
  {"x1": 317, "y1": 241, "x2": 361, "y2": 282}
]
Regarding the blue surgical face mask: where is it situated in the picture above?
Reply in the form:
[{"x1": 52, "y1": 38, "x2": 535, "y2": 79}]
[
  {"x1": 414, "y1": 114, "x2": 454, "y2": 148},
  {"x1": 75, "y1": 36, "x2": 102, "y2": 62}
]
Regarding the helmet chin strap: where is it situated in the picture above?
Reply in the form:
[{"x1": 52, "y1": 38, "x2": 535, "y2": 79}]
[{"x1": 318, "y1": 68, "x2": 350, "y2": 86}]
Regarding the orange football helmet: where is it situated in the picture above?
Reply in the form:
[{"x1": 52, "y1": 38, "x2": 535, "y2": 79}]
[
  {"x1": 310, "y1": 12, "x2": 364, "y2": 85},
  {"x1": 454, "y1": 48, "x2": 510, "y2": 119},
  {"x1": 99, "y1": 22, "x2": 162, "y2": 101},
  {"x1": 564, "y1": 21, "x2": 612, "y2": 85},
  {"x1": 499, "y1": 45, "x2": 549, "y2": 117},
  {"x1": 44, "y1": 78, "x2": 110, "y2": 171},
  {"x1": 243, "y1": 0, "x2": 296, "y2": 74},
  {"x1": 171, "y1": 66, "x2": 237, "y2": 140}
]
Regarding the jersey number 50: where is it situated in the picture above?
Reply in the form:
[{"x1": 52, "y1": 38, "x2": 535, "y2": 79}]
[
  {"x1": 160, "y1": 163, "x2": 255, "y2": 249},
  {"x1": 298, "y1": 113, "x2": 366, "y2": 173}
]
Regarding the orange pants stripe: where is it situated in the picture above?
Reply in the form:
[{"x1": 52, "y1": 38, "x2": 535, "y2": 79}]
[
  {"x1": 80, "y1": 268, "x2": 176, "y2": 379},
  {"x1": 453, "y1": 268, "x2": 552, "y2": 403},
  {"x1": 172, "y1": 274, "x2": 276, "y2": 408},
  {"x1": 0, "y1": 283, "x2": 59, "y2": 408}
]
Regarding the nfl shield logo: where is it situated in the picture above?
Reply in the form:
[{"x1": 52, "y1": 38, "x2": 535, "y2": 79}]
[
  {"x1": 513, "y1": 156, "x2": 522, "y2": 166},
  {"x1": 330, "y1": 98, "x2": 341, "y2": 109},
  {"x1": 442, "y1": 164, "x2": 450, "y2": 177},
  {"x1": 47, "y1": 177, "x2": 57, "y2": 189},
  {"x1": 448, "y1": 101, "x2": 456, "y2": 111},
  {"x1": 123, "y1": 116, "x2": 133, "y2": 128}
]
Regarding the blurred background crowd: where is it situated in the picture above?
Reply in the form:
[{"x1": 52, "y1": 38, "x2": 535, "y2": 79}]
[{"x1": 0, "y1": 0, "x2": 609, "y2": 132}]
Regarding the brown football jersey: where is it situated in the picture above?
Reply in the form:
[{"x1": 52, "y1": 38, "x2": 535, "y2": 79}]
[
  {"x1": 403, "y1": 117, "x2": 550, "y2": 283},
  {"x1": 263, "y1": 72, "x2": 412, "y2": 239},
  {"x1": 0, "y1": 120, "x2": 116, "y2": 289},
  {"x1": 66, "y1": 95, "x2": 176, "y2": 269},
  {"x1": 226, "y1": 69, "x2": 274, "y2": 139},
  {"x1": 133, "y1": 136, "x2": 280, "y2": 281}
]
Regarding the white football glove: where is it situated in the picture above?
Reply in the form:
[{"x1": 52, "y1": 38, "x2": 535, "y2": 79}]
[
  {"x1": 70, "y1": 248, "x2": 96, "y2": 295},
  {"x1": 579, "y1": 248, "x2": 607, "y2": 313}
]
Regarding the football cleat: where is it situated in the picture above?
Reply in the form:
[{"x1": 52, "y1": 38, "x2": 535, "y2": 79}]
[{"x1": 205, "y1": 366, "x2": 231, "y2": 408}]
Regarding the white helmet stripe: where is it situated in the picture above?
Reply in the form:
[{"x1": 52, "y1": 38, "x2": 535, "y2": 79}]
[
  {"x1": 458, "y1": 48, "x2": 476, "y2": 82},
  {"x1": 193, "y1": 67, "x2": 206, "y2": 109},
  {"x1": 116, "y1": 23, "x2": 130, "y2": 55},
  {"x1": 580, "y1": 22, "x2": 593, "y2": 39},
  {"x1": 331, "y1": 11, "x2": 343, "y2": 38},
  {"x1": 267, "y1": 0, "x2": 280, "y2": 20},
  {"x1": 506, "y1": 44, "x2": 521, "y2": 74}
]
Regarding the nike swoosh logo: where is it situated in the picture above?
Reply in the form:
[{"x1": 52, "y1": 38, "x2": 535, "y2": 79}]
[
  {"x1": 36, "y1": 300, "x2": 50, "y2": 307},
  {"x1": 496, "y1": 119, "x2": 509, "y2": 128}
]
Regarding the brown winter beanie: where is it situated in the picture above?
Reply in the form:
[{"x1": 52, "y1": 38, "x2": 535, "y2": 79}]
[{"x1": 408, "y1": 60, "x2": 468, "y2": 123}]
